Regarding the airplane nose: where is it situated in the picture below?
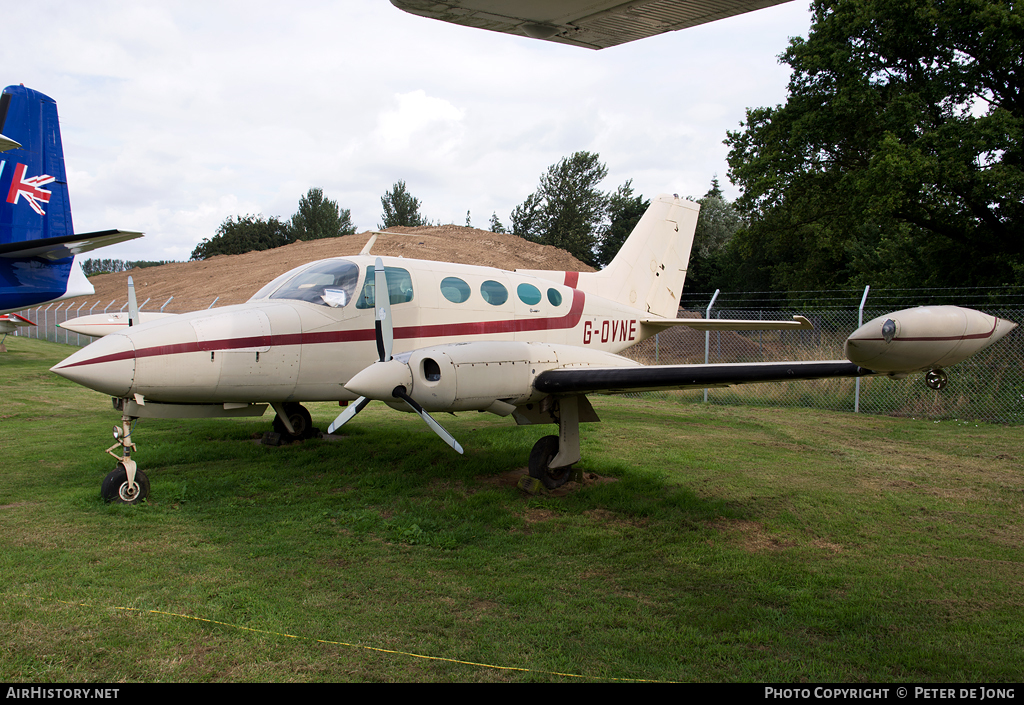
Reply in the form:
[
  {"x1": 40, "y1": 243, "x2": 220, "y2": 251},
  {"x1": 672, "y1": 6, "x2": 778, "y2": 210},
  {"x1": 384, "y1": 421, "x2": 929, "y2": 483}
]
[{"x1": 51, "y1": 333, "x2": 136, "y2": 397}]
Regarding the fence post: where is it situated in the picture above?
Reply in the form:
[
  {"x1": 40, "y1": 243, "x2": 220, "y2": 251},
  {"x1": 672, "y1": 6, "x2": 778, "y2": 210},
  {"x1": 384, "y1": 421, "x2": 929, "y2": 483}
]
[
  {"x1": 74, "y1": 301, "x2": 87, "y2": 345},
  {"x1": 704, "y1": 289, "x2": 720, "y2": 403},
  {"x1": 207, "y1": 297, "x2": 220, "y2": 309},
  {"x1": 855, "y1": 285, "x2": 870, "y2": 413},
  {"x1": 42, "y1": 304, "x2": 54, "y2": 342},
  {"x1": 161, "y1": 296, "x2": 174, "y2": 312}
]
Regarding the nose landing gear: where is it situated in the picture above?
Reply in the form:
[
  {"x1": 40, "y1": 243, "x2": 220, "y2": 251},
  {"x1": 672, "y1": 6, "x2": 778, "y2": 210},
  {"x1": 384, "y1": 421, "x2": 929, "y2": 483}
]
[{"x1": 101, "y1": 411, "x2": 149, "y2": 504}]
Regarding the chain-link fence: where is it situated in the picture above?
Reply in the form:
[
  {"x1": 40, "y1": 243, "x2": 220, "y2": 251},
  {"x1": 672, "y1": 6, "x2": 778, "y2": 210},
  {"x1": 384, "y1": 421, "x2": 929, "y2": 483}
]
[
  {"x1": 11, "y1": 288, "x2": 1024, "y2": 423},
  {"x1": 627, "y1": 287, "x2": 1024, "y2": 423},
  {"x1": 8, "y1": 296, "x2": 213, "y2": 347}
]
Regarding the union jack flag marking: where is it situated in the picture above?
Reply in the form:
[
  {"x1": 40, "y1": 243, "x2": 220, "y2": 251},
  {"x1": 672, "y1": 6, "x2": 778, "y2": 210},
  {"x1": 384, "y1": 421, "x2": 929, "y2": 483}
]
[{"x1": 6, "y1": 163, "x2": 55, "y2": 215}]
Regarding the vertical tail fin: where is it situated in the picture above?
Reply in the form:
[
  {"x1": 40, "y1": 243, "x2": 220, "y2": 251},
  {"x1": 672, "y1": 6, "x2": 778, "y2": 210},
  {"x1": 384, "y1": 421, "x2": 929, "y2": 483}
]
[
  {"x1": 0, "y1": 86, "x2": 142, "y2": 314},
  {"x1": 576, "y1": 193, "x2": 699, "y2": 318},
  {"x1": 0, "y1": 85, "x2": 73, "y2": 248}
]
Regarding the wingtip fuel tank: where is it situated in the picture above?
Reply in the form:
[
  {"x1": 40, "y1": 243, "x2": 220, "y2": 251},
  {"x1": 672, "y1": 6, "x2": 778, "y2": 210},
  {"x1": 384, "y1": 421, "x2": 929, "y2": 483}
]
[{"x1": 845, "y1": 306, "x2": 1017, "y2": 373}]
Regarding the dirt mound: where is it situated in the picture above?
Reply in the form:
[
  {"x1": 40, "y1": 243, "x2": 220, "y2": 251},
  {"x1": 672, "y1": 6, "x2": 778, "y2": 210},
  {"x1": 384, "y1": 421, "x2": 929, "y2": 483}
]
[
  {"x1": 66, "y1": 226, "x2": 596, "y2": 313},
  {"x1": 626, "y1": 312, "x2": 765, "y2": 364}
]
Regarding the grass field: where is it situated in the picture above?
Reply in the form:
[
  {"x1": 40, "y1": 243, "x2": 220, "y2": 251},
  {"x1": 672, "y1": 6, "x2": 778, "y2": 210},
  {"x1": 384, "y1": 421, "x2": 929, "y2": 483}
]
[{"x1": 2, "y1": 338, "x2": 1022, "y2": 682}]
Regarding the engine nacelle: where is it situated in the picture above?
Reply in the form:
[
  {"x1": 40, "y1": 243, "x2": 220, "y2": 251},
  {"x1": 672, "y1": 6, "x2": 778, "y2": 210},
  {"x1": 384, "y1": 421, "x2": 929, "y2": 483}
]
[
  {"x1": 845, "y1": 306, "x2": 1016, "y2": 373},
  {"x1": 398, "y1": 341, "x2": 639, "y2": 412}
]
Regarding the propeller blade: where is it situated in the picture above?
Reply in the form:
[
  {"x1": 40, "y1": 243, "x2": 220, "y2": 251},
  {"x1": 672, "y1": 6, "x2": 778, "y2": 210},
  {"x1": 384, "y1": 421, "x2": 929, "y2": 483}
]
[
  {"x1": 392, "y1": 386, "x2": 464, "y2": 454},
  {"x1": 127, "y1": 276, "x2": 139, "y2": 327},
  {"x1": 374, "y1": 258, "x2": 393, "y2": 363},
  {"x1": 327, "y1": 396, "x2": 370, "y2": 434}
]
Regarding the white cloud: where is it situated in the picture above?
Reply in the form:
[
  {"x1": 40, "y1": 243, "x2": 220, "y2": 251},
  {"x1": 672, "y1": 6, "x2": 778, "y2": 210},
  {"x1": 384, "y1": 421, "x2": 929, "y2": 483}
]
[{"x1": 2, "y1": 0, "x2": 813, "y2": 259}]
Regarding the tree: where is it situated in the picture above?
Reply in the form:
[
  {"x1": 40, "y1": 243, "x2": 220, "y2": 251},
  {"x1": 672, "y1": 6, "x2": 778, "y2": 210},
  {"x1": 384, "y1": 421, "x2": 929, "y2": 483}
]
[
  {"x1": 682, "y1": 177, "x2": 745, "y2": 294},
  {"x1": 291, "y1": 188, "x2": 355, "y2": 240},
  {"x1": 594, "y1": 180, "x2": 649, "y2": 268},
  {"x1": 725, "y1": 0, "x2": 1024, "y2": 293},
  {"x1": 511, "y1": 151, "x2": 610, "y2": 266},
  {"x1": 380, "y1": 180, "x2": 428, "y2": 228},
  {"x1": 488, "y1": 212, "x2": 507, "y2": 233},
  {"x1": 190, "y1": 215, "x2": 292, "y2": 260}
]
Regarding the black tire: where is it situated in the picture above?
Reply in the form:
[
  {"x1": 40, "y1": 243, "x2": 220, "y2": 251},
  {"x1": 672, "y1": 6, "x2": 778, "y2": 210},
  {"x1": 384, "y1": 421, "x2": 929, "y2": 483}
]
[
  {"x1": 528, "y1": 435, "x2": 573, "y2": 489},
  {"x1": 101, "y1": 464, "x2": 150, "y2": 505},
  {"x1": 273, "y1": 403, "x2": 315, "y2": 440}
]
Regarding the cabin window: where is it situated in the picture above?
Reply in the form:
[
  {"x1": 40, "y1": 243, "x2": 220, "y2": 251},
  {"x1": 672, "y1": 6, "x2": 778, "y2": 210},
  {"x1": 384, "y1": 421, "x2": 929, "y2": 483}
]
[
  {"x1": 268, "y1": 259, "x2": 360, "y2": 307},
  {"x1": 547, "y1": 288, "x2": 563, "y2": 306},
  {"x1": 517, "y1": 283, "x2": 541, "y2": 306},
  {"x1": 440, "y1": 277, "x2": 471, "y2": 304},
  {"x1": 480, "y1": 280, "x2": 508, "y2": 306},
  {"x1": 355, "y1": 266, "x2": 415, "y2": 309}
]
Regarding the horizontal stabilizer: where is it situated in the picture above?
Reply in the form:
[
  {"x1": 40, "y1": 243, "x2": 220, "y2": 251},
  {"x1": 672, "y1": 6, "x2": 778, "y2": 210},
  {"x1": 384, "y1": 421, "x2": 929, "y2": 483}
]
[
  {"x1": 59, "y1": 311, "x2": 176, "y2": 338},
  {"x1": 0, "y1": 133, "x2": 21, "y2": 152},
  {"x1": 641, "y1": 315, "x2": 813, "y2": 332},
  {"x1": 0, "y1": 312, "x2": 37, "y2": 333},
  {"x1": 0, "y1": 229, "x2": 144, "y2": 260}
]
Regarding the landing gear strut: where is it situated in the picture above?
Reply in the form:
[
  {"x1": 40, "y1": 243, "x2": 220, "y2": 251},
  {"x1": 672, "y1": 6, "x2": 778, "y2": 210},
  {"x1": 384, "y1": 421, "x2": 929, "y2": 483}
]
[
  {"x1": 529, "y1": 435, "x2": 573, "y2": 489},
  {"x1": 102, "y1": 410, "x2": 149, "y2": 504},
  {"x1": 271, "y1": 402, "x2": 316, "y2": 441},
  {"x1": 526, "y1": 395, "x2": 583, "y2": 490}
]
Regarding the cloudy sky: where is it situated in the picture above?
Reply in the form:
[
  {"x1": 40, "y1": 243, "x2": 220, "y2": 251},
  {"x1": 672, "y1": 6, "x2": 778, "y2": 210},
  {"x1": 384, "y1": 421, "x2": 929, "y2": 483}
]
[{"x1": 4, "y1": 1, "x2": 814, "y2": 262}]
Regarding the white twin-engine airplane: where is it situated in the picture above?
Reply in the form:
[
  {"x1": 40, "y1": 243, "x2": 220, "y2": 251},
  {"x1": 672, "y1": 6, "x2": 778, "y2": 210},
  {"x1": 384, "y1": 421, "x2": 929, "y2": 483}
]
[{"x1": 52, "y1": 194, "x2": 1017, "y2": 504}]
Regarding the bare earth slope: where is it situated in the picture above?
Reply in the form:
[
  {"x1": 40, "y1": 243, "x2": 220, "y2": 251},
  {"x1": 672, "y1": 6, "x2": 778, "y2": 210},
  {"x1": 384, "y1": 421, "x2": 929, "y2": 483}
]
[{"x1": 68, "y1": 225, "x2": 596, "y2": 313}]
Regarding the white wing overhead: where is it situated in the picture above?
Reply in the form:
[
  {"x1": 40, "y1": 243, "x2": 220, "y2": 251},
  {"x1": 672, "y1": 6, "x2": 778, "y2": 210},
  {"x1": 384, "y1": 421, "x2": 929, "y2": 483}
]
[{"x1": 390, "y1": 0, "x2": 797, "y2": 49}]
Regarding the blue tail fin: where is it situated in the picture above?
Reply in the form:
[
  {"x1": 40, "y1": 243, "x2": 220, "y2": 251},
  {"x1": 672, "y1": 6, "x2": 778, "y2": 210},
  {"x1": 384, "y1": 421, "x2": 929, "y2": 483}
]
[
  {"x1": 0, "y1": 85, "x2": 73, "y2": 249},
  {"x1": 0, "y1": 85, "x2": 141, "y2": 314}
]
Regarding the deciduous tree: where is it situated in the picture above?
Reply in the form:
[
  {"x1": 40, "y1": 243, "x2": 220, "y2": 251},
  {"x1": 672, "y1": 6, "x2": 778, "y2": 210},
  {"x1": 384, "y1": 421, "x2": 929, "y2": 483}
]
[
  {"x1": 594, "y1": 179, "x2": 648, "y2": 268},
  {"x1": 726, "y1": 0, "x2": 1024, "y2": 292},
  {"x1": 190, "y1": 215, "x2": 292, "y2": 260}
]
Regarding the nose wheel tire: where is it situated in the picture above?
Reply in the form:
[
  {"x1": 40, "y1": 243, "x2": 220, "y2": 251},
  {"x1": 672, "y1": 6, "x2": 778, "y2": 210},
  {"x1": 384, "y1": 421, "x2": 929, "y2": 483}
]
[
  {"x1": 101, "y1": 464, "x2": 150, "y2": 505},
  {"x1": 528, "y1": 435, "x2": 573, "y2": 490}
]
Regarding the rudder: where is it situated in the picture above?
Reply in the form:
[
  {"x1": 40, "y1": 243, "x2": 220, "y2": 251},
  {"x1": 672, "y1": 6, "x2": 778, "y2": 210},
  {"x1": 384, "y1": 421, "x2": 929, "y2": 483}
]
[
  {"x1": 576, "y1": 193, "x2": 698, "y2": 318},
  {"x1": 0, "y1": 85, "x2": 73, "y2": 248}
]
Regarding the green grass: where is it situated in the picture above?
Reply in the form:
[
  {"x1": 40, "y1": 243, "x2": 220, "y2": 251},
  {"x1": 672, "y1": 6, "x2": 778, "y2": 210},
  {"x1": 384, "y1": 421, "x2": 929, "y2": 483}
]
[{"x1": 2, "y1": 337, "x2": 1023, "y2": 682}]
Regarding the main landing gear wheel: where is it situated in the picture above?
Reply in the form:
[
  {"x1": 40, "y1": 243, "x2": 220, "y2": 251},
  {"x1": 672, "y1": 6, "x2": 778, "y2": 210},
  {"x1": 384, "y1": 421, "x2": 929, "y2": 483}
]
[
  {"x1": 529, "y1": 435, "x2": 573, "y2": 490},
  {"x1": 925, "y1": 369, "x2": 948, "y2": 390},
  {"x1": 273, "y1": 403, "x2": 316, "y2": 441},
  {"x1": 101, "y1": 464, "x2": 150, "y2": 505}
]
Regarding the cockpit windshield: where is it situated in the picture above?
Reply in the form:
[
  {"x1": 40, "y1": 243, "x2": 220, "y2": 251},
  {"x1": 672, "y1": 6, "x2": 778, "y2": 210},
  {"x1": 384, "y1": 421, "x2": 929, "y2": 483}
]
[{"x1": 267, "y1": 259, "x2": 360, "y2": 308}]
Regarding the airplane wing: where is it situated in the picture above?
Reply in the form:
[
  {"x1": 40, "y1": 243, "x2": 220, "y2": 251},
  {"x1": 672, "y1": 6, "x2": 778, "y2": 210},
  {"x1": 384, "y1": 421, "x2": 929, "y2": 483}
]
[
  {"x1": 390, "y1": 0, "x2": 797, "y2": 49},
  {"x1": 0, "y1": 312, "x2": 36, "y2": 334},
  {"x1": 534, "y1": 359, "x2": 867, "y2": 395},
  {"x1": 0, "y1": 229, "x2": 144, "y2": 261}
]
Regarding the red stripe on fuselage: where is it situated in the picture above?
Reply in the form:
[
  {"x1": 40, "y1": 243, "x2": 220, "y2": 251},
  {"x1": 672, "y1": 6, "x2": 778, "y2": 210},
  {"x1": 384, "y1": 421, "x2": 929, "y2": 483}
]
[
  {"x1": 57, "y1": 290, "x2": 587, "y2": 368},
  {"x1": 858, "y1": 317, "x2": 999, "y2": 343}
]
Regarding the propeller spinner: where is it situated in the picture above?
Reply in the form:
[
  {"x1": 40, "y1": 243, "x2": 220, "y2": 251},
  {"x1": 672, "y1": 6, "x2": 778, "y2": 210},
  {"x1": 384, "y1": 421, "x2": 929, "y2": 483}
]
[{"x1": 327, "y1": 258, "x2": 463, "y2": 454}]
